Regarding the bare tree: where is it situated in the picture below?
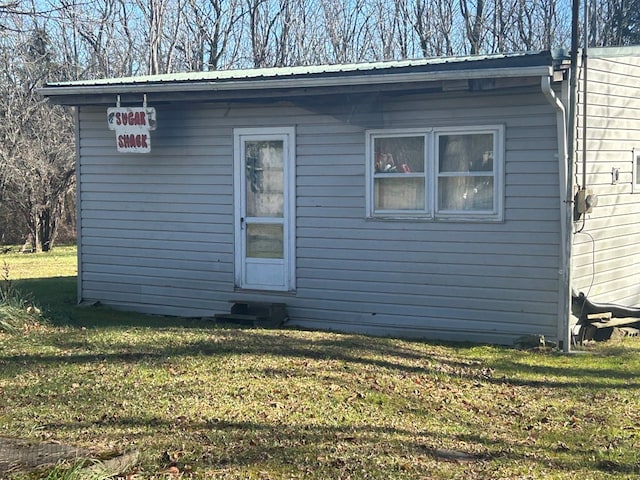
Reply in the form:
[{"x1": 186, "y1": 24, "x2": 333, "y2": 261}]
[
  {"x1": 116, "y1": 0, "x2": 139, "y2": 76},
  {"x1": 399, "y1": 0, "x2": 457, "y2": 58},
  {"x1": 540, "y1": 0, "x2": 557, "y2": 49},
  {"x1": 245, "y1": 0, "x2": 294, "y2": 67},
  {"x1": 133, "y1": 0, "x2": 167, "y2": 74},
  {"x1": 413, "y1": 0, "x2": 436, "y2": 56},
  {"x1": 0, "y1": 2, "x2": 22, "y2": 31},
  {"x1": 56, "y1": 0, "x2": 111, "y2": 79},
  {"x1": 0, "y1": 2, "x2": 20, "y2": 11},
  {"x1": 43, "y1": 0, "x2": 143, "y2": 80},
  {"x1": 0, "y1": 0, "x2": 616, "y2": 252},
  {"x1": 590, "y1": 0, "x2": 640, "y2": 46},
  {"x1": 178, "y1": 0, "x2": 243, "y2": 71},
  {"x1": 275, "y1": 0, "x2": 325, "y2": 66},
  {"x1": 489, "y1": 0, "x2": 518, "y2": 52},
  {"x1": 391, "y1": 0, "x2": 414, "y2": 58},
  {"x1": 320, "y1": 0, "x2": 372, "y2": 64},
  {"x1": 460, "y1": 0, "x2": 487, "y2": 54},
  {"x1": 366, "y1": 0, "x2": 399, "y2": 60},
  {"x1": 0, "y1": 24, "x2": 75, "y2": 251}
]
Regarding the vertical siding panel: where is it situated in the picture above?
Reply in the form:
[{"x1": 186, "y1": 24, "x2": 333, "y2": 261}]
[{"x1": 573, "y1": 53, "x2": 640, "y2": 307}]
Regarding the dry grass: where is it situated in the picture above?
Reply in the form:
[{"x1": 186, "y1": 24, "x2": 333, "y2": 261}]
[{"x1": 0, "y1": 246, "x2": 639, "y2": 479}]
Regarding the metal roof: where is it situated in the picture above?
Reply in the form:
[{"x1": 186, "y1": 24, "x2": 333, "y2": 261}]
[
  {"x1": 46, "y1": 51, "x2": 555, "y2": 87},
  {"x1": 40, "y1": 50, "x2": 564, "y2": 104}
]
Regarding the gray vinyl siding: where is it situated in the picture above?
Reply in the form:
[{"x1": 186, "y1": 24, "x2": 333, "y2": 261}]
[
  {"x1": 77, "y1": 85, "x2": 561, "y2": 344},
  {"x1": 572, "y1": 53, "x2": 640, "y2": 307}
]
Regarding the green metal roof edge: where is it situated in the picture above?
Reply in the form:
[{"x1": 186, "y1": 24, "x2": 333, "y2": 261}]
[{"x1": 44, "y1": 50, "x2": 555, "y2": 89}]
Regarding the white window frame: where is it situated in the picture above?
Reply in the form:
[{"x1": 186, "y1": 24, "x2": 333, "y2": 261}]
[
  {"x1": 365, "y1": 128, "x2": 430, "y2": 217},
  {"x1": 366, "y1": 125, "x2": 505, "y2": 222},
  {"x1": 434, "y1": 125, "x2": 504, "y2": 221}
]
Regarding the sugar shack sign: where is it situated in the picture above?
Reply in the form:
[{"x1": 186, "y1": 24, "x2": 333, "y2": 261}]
[{"x1": 107, "y1": 107, "x2": 157, "y2": 153}]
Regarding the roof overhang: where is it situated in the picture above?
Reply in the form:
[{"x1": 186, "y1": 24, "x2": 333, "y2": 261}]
[{"x1": 40, "y1": 51, "x2": 564, "y2": 106}]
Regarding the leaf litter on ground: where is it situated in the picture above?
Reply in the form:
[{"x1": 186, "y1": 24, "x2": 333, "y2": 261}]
[{"x1": 1, "y1": 321, "x2": 640, "y2": 479}]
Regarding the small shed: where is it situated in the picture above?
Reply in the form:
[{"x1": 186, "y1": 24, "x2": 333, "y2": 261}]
[{"x1": 41, "y1": 47, "x2": 640, "y2": 347}]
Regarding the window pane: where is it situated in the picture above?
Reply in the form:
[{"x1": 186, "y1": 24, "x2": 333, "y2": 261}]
[
  {"x1": 245, "y1": 140, "x2": 284, "y2": 217},
  {"x1": 438, "y1": 176, "x2": 494, "y2": 211},
  {"x1": 246, "y1": 223, "x2": 283, "y2": 258},
  {"x1": 375, "y1": 177, "x2": 425, "y2": 210},
  {"x1": 374, "y1": 136, "x2": 425, "y2": 173},
  {"x1": 636, "y1": 155, "x2": 640, "y2": 185},
  {"x1": 439, "y1": 134, "x2": 493, "y2": 173}
]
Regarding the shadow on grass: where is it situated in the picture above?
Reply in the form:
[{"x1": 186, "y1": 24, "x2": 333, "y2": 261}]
[
  {"x1": 36, "y1": 415, "x2": 639, "y2": 477},
  {"x1": 14, "y1": 277, "x2": 77, "y2": 313},
  {"x1": 14, "y1": 276, "x2": 213, "y2": 329},
  {"x1": 37, "y1": 416, "x2": 485, "y2": 475},
  {"x1": 2, "y1": 325, "x2": 639, "y2": 392},
  {"x1": 455, "y1": 432, "x2": 640, "y2": 476},
  {"x1": 8, "y1": 276, "x2": 640, "y2": 392},
  {"x1": 4, "y1": 277, "x2": 640, "y2": 477}
]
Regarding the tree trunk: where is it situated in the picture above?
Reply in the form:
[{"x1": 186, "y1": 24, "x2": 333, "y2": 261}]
[
  {"x1": 38, "y1": 208, "x2": 56, "y2": 252},
  {"x1": 31, "y1": 214, "x2": 41, "y2": 253}
]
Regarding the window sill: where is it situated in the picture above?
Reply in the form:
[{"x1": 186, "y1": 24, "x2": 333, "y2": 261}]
[{"x1": 366, "y1": 214, "x2": 504, "y2": 223}]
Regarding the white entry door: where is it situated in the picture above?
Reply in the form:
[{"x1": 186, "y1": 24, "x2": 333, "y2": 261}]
[{"x1": 234, "y1": 128, "x2": 295, "y2": 291}]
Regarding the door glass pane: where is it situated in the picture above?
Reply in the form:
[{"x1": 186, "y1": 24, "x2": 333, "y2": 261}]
[
  {"x1": 246, "y1": 223, "x2": 283, "y2": 258},
  {"x1": 245, "y1": 140, "x2": 284, "y2": 217}
]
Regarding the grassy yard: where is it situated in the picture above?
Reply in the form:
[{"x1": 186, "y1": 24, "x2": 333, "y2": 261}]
[{"x1": 0, "y1": 247, "x2": 639, "y2": 479}]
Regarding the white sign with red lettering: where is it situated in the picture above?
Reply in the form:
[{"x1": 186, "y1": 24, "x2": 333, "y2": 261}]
[{"x1": 107, "y1": 107, "x2": 157, "y2": 153}]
